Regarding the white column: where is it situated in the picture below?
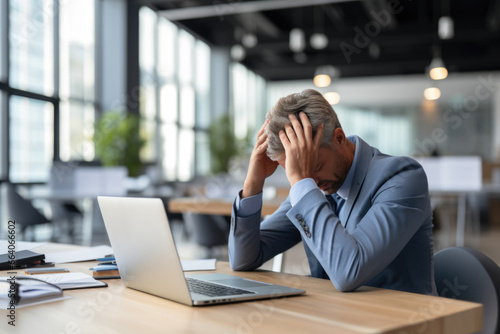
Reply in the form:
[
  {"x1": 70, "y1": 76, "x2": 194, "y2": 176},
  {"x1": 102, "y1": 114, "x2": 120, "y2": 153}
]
[
  {"x1": 210, "y1": 47, "x2": 231, "y2": 118},
  {"x1": 492, "y1": 73, "x2": 500, "y2": 161},
  {"x1": 97, "y1": 0, "x2": 127, "y2": 112}
]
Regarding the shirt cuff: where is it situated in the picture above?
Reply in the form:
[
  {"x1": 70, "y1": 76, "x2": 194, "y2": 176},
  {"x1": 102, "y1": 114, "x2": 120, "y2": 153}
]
[
  {"x1": 236, "y1": 190, "x2": 263, "y2": 217},
  {"x1": 290, "y1": 178, "x2": 318, "y2": 207}
]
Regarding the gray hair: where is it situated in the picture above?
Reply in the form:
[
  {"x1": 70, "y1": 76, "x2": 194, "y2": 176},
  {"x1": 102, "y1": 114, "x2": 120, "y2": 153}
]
[{"x1": 265, "y1": 89, "x2": 342, "y2": 161}]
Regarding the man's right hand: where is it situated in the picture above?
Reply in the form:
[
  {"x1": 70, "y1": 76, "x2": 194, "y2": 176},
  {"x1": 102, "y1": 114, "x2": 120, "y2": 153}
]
[{"x1": 242, "y1": 119, "x2": 279, "y2": 198}]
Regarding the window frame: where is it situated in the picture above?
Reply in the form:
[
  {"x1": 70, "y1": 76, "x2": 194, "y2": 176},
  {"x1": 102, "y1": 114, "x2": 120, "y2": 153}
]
[{"x1": 0, "y1": 0, "x2": 99, "y2": 184}]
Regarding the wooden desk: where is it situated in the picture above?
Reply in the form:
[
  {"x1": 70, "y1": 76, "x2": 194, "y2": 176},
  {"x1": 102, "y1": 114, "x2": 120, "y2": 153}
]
[
  {"x1": 168, "y1": 197, "x2": 282, "y2": 216},
  {"x1": 1, "y1": 244, "x2": 482, "y2": 333}
]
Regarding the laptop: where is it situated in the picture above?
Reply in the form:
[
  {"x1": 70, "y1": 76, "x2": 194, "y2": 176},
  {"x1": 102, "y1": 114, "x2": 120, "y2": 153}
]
[{"x1": 97, "y1": 196, "x2": 305, "y2": 306}]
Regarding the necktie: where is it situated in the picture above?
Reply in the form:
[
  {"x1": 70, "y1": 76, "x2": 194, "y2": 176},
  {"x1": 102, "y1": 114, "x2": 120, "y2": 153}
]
[{"x1": 327, "y1": 193, "x2": 344, "y2": 217}]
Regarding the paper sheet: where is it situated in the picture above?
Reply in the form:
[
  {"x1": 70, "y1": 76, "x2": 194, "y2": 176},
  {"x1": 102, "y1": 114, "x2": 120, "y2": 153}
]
[
  {"x1": 0, "y1": 240, "x2": 47, "y2": 252},
  {"x1": 180, "y1": 259, "x2": 216, "y2": 271},
  {"x1": 44, "y1": 245, "x2": 113, "y2": 263}
]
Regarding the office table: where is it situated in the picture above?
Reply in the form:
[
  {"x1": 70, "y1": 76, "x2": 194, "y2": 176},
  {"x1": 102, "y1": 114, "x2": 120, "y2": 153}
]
[
  {"x1": 430, "y1": 184, "x2": 500, "y2": 247},
  {"x1": 168, "y1": 197, "x2": 282, "y2": 216},
  {"x1": 24, "y1": 188, "x2": 124, "y2": 246},
  {"x1": 0, "y1": 243, "x2": 483, "y2": 333}
]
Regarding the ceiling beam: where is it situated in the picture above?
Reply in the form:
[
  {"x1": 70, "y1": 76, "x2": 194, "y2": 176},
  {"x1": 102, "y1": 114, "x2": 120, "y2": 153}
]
[
  {"x1": 236, "y1": 12, "x2": 282, "y2": 38},
  {"x1": 362, "y1": 0, "x2": 397, "y2": 29},
  {"x1": 159, "y1": 0, "x2": 360, "y2": 21},
  {"x1": 322, "y1": 5, "x2": 348, "y2": 30},
  {"x1": 487, "y1": 0, "x2": 500, "y2": 30}
]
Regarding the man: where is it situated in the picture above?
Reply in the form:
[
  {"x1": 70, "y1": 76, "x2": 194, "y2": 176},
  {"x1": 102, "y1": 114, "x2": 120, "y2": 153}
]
[{"x1": 228, "y1": 89, "x2": 436, "y2": 295}]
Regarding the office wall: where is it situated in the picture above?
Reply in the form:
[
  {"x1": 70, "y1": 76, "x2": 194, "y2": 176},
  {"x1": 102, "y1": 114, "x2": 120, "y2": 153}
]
[{"x1": 267, "y1": 72, "x2": 500, "y2": 160}]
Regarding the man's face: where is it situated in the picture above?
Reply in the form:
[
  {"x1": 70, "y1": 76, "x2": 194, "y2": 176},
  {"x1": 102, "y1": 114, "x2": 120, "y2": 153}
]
[{"x1": 276, "y1": 138, "x2": 352, "y2": 195}]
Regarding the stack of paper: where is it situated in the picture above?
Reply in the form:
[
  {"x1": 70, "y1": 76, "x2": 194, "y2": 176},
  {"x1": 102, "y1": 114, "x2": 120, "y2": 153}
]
[{"x1": 32, "y1": 273, "x2": 108, "y2": 290}]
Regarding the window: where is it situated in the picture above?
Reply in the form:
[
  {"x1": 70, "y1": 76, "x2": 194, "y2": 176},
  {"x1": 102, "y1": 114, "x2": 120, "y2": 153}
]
[
  {"x1": 0, "y1": 92, "x2": 6, "y2": 180},
  {"x1": 2, "y1": 0, "x2": 98, "y2": 183},
  {"x1": 9, "y1": 96, "x2": 54, "y2": 183},
  {"x1": 139, "y1": 6, "x2": 157, "y2": 164},
  {"x1": 177, "y1": 30, "x2": 196, "y2": 182},
  {"x1": 9, "y1": 0, "x2": 54, "y2": 96},
  {"x1": 195, "y1": 42, "x2": 211, "y2": 176},
  {"x1": 335, "y1": 106, "x2": 412, "y2": 156},
  {"x1": 230, "y1": 62, "x2": 267, "y2": 141},
  {"x1": 59, "y1": 101, "x2": 95, "y2": 161},
  {"x1": 7, "y1": 0, "x2": 56, "y2": 183},
  {"x1": 140, "y1": 7, "x2": 211, "y2": 181},
  {"x1": 59, "y1": 0, "x2": 95, "y2": 161},
  {"x1": 1, "y1": 1, "x2": 6, "y2": 179},
  {"x1": 0, "y1": 0, "x2": 6, "y2": 82}
]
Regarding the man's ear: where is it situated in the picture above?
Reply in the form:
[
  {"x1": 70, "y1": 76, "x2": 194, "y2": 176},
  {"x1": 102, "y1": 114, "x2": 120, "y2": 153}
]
[{"x1": 331, "y1": 128, "x2": 346, "y2": 145}]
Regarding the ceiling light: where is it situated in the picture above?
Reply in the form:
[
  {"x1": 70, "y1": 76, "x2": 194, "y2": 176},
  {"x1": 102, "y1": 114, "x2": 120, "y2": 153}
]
[
  {"x1": 242, "y1": 33, "x2": 258, "y2": 48},
  {"x1": 324, "y1": 92, "x2": 341, "y2": 105},
  {"x1": 438, "y1": 16, "x2": 454, "y2": 40},
  {"x1": 230, "y1": 45, "x2": 245, "y2": 61},
  {"x1": 428, "y1": 57, "x2": 448, "y2": 80},
  {"x1": 289, "y1": 28, "x2": 305, "y2": 53},
  {"x1": 314, "y1": 75, "x2": 331, "y2": 88},
  {"x1": 430, "y1": 66, "x2": 448, "y2": 80},
  {"x1": 310, "y1": 33, "x2": 328, "y2": 50},
  {"x1": 424, "y1": 87, "x2": 441, "y2": 101},
  {"x1": 313, "y1": 65, "x2": 340, "y2": 88}
]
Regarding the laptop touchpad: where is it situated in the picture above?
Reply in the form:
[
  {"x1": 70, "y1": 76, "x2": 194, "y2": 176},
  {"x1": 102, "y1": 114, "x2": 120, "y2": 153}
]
[{"x1": 213, "y1": 279, "x2": 271, "y2": 288}]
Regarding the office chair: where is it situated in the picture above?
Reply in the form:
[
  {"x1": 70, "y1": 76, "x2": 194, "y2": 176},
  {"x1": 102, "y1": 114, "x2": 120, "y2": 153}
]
[
  {"x1": 434, "y1": 247, "x2": 500, "y2": 334},
  {"x1": 182, "y1": 212, "x2": 229, "y2": 259},
  {"x1": 4, "y1": 183, "x2": 51, "y2": 241}
]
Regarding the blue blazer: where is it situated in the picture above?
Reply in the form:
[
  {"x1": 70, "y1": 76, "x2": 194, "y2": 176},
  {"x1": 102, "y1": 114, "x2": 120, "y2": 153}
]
[{"x1": 229, "y1": 136, "x2": 437, "y2": 295}]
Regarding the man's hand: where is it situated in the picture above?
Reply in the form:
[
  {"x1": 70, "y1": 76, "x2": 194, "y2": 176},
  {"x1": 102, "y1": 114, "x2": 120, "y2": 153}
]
[
  {"x1": 279, "y1": 112, "x2": 324, "y2": 187},
  {"x1": 242, "y1": 119, "x2": 279, "y2": 198}
]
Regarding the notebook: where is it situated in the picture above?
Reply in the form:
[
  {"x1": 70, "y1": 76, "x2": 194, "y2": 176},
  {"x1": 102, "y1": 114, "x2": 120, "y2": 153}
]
[
  {"x1": 0, "y1": 250, "x2": 46, "y2": 270},
  {"x1": 97, "y1": 196, "x2": 305, "y2": 306}
]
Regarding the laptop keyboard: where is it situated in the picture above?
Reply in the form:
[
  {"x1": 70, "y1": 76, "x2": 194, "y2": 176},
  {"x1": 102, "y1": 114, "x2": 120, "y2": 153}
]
[{"x1": 186, "y1": 277, "x2": 256, "y2": 297}]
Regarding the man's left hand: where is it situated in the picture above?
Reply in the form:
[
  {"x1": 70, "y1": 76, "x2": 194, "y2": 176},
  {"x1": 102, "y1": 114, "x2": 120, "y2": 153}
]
[{"x1": 279, "y1": 112, "x2": 324, "y2": 187}]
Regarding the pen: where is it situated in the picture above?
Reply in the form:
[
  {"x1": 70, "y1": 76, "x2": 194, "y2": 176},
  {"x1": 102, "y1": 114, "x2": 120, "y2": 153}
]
[
  {"x1": 25, "y1": 267, "x2": 69, "y2": 275},
  {"x1": 89, "y1": 265, "x2": 119, "y2": 271}
]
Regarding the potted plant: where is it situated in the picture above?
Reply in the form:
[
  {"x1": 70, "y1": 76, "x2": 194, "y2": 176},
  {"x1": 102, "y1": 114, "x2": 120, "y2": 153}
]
[
  {"x1": 94, "y1": 111, "x2": 146, "y2": 177},
  {"x1": 208, "y1": 114, "x2": 252, "y2": 175}
]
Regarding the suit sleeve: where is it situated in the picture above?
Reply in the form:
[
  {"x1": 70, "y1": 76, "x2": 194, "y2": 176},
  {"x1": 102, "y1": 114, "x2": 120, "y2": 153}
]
[
  {"x1": 228, "y1": 195, "x2": 302, "y2": 271},
  {"x1": 286, "y1": 161, "x2": 430, "y2": 292}
]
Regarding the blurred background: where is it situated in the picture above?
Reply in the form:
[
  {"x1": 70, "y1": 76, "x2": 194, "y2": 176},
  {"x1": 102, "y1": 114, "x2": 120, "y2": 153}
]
[{"x1": 1, "y1": 0, "x2": 500, "y2": 272}]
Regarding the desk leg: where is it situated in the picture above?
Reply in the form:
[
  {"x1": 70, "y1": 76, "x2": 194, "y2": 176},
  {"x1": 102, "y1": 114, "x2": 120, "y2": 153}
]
[
  {"x1": 81, "y1": 198, "x2": 93, "y2": 246},
  {"x1": 272, "y1": 253, "x2": 284, "y2": 272},
  {"x1": 456, "y1": 193, "x2": 466, "y2": 247}
]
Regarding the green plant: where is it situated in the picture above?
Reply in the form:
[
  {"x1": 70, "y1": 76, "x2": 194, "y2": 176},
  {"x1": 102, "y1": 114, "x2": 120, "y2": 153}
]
[
  {"x1": 208, "y1": 114, "x2": 252, "y2": 174},
  {"x1": 94, "y1": 111, "x2": 146, "y2": 177}
]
